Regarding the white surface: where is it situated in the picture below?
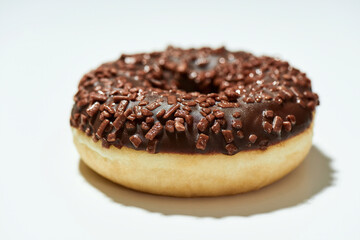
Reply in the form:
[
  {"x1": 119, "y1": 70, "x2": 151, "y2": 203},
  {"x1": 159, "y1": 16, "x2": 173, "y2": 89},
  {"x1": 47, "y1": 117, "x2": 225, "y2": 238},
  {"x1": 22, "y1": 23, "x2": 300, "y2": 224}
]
[{"x1": 1, "y1": 0, "x2": 359, "y2": 239}]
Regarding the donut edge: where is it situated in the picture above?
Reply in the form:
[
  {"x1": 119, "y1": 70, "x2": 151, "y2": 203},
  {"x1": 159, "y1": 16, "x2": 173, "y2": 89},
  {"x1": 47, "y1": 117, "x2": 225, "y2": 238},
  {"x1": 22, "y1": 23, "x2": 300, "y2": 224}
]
[{"x1": 72, "y1": 122, "x2": 313, "y2": 197}]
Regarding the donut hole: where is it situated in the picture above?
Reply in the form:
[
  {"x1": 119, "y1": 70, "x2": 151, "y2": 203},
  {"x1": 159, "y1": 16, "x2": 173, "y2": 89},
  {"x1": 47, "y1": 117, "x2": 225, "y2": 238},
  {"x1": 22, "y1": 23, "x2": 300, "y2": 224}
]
[{"x1": 176, "y1": 74, "x2": 220, "y2": 94}]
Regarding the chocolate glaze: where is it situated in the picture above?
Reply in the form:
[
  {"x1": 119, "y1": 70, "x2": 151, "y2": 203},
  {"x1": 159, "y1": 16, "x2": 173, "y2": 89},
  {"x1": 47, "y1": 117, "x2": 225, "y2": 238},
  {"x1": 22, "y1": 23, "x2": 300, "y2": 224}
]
[{"x1": 70, "y1": 46, "x2": 319, "y2": 155}]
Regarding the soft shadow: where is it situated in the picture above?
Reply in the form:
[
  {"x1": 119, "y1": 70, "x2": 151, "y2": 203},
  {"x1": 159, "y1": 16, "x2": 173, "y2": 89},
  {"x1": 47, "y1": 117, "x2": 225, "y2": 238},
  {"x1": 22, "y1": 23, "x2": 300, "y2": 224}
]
[{"x1": 78, "y1": 146, "x2": 334, "y2": 217}]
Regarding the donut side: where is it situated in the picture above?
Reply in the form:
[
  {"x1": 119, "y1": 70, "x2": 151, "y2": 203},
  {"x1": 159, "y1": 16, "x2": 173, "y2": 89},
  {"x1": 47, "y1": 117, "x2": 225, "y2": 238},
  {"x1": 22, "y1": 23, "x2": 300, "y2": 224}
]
[{"x1": 72, "y1": 120, "x2": 313, "y2": 197}]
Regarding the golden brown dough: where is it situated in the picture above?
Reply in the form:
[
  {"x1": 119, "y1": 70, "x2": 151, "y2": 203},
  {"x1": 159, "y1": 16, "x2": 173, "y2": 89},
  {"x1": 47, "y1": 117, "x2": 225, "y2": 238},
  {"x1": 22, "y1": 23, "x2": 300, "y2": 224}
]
[{"x1": 72, "y1": 122, "x2": 313, "y2": 197}]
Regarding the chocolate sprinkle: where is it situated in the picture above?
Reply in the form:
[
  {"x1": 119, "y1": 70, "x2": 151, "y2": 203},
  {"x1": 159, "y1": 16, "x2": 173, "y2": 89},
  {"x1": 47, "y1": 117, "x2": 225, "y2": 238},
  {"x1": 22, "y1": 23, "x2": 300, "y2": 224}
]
[
  {"x1": 175, "y1": 119, "x2": 186, "y2": 132},
  {"x1": 129, "y1": 135, "x2": 142, "y2": 148},
  {"x1": 232, "y1": 112, "x2": 241, "y2": 118},
  {"x1": 262, "y1": 121, "x2": 273, "y2": 134},
  {"x1": 263, "y1": 110, "x2": 274, "y2": 118},
  {"x1": 156, "y1": 109, "x2": 166, "y2": 118},
  {"x1": 272, "y1": 116, "x2": 283, "y2": 134},
  {"x1": 231, "y1": 119, "x2": 243, "y2": 129},
  {"x1": 283, "y1": 121, "x2": 292, "y2": 132},
  {"x1": 163, "y1": 103, "x2": 180, "y2": 119},
  {"x1": 146, "y1": 139, "x2": 159, "y2": 153},
  {"x1": 70, "y1": 46, "x2": 319, "y2": 155},
  {"x1": 165, "y1": 120, "x2": 175, "y2": 133},
  {"x1": 86, "y1": 102, "x2": 100, "y2": 117},
  {"x1": 113, "y1": 114, "x2": 126, "y2": 130},
  {"x1": 115, "y1": 100, "x2": 129, "y2": 117},
  {"x1": 222, "y1": 130, "x2": 234, "y2": 143},
  {"x1": 286, "y1": 115, "x2": 296, "y2": 125},
  {"x1": 196, "y1": 133, "x2": 209, "y2": 150},
  {"x1": 214, "y1": 110, "x2": 225, "y2": 118},
  {"x1": 225, "y1": 143, "x2": 238, "y2": 155},
  {"x1": 107, "y1": 132, "x2": 116, "y2": 142},
  {"x1": 167, "y1": 95, "x2": 177, "y2": 105},
  {"x1": 236, "y1": 130, "x2": 244, "y2": 138},
  {"x1": 249, "y1": 134, "x2": 258, "y2": 143},
  {"x1": 141, "y1": 122, "x2": 150, "y2": 131},
  {"x1": 146, "y1": 102, "x2": 161, "y2": 111},
  {"x1": 145, "y1": 122, "x2": 163, "y2": 140},
  {"x1": 211, "y1": 121, "x2": 221, "y2": 134},
  {"x1": 96, "y1": 119, "x2": 109, "y2": 138},
  {"x1": 197, "y1": 118, "x2": 209, "y2": 132}
]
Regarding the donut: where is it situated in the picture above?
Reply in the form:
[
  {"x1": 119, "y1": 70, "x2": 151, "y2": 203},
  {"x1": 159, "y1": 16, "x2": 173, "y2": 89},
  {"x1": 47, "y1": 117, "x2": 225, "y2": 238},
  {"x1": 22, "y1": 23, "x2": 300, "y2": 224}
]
[{"x1": 70, "y1": 46, "x2": 319, "y2": 197}]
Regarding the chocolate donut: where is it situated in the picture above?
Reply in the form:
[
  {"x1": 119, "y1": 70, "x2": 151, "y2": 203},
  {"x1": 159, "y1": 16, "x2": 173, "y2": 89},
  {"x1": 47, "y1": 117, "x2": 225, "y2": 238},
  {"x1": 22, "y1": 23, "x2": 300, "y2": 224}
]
[{"x1": 71, "y1": 46, "x2": 319, "y2": 197}]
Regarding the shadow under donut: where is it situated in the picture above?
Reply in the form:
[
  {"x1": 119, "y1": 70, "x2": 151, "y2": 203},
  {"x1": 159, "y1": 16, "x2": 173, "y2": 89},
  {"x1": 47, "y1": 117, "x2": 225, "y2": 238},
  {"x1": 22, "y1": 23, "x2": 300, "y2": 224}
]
[{"x1": 78, "y1": 146, "x2": 334, "y2": 217}]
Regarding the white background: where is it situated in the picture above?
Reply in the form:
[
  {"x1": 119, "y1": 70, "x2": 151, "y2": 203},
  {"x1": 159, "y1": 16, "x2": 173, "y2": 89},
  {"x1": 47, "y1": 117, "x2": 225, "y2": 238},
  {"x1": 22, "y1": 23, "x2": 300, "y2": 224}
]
[{"x1": 1, "y1": 0, "x2": 359, "y2": 239}]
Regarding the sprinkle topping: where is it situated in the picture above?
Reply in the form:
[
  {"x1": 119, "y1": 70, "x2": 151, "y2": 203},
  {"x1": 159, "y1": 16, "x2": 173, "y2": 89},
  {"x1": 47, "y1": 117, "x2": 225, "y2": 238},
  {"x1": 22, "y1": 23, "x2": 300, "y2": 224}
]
[{"x1": 70, "y1": 46, "x2": 319, "y2": 155}]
